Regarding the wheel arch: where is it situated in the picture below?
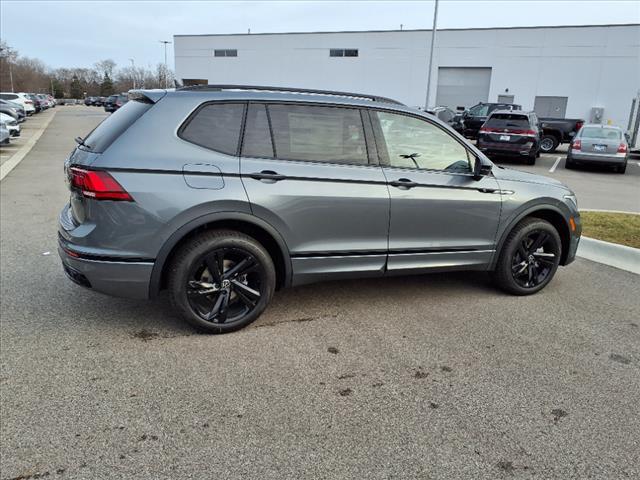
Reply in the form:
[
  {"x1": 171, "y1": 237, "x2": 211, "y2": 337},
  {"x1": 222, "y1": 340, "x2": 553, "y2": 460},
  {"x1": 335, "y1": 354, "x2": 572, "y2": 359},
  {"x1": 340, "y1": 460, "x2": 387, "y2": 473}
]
[
  {"x1": 492, "y1": 206, "x2": 572, "y2": 269},
  {"x1": 149, "y1": 212, "x2": 292, "y2": 298}
]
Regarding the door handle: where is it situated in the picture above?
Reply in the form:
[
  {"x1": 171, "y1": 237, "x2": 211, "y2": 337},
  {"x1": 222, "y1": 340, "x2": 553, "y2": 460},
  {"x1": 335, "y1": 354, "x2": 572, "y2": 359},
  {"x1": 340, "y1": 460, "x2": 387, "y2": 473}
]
[
  {"x1": 389, "y1": 178, "x2": 418, "y2": 189},
  {"x1": 249, "y1": 170, "x2": 286, "y2": 182}
]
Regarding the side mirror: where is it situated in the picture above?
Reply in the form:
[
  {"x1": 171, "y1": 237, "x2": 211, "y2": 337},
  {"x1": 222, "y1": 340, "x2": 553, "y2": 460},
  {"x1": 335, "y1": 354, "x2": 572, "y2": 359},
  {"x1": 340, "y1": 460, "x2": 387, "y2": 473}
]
[{"x1": 473, "y1": 158, "x2": 492, "y2": 179}]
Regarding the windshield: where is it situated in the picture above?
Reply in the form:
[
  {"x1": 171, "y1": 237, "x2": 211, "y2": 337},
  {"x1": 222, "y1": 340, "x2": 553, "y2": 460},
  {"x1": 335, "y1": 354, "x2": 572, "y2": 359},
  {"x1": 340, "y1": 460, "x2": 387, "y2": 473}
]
[{"x1": 580, "y1": 127, "x2": 621, "y2": 140}]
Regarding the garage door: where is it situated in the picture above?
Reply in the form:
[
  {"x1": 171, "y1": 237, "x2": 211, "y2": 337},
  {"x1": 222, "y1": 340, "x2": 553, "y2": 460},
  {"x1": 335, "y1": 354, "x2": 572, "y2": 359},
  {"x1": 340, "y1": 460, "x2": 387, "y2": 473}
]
[{"x1": 435, "y1": 67, "x2": 492, "y2": 110}]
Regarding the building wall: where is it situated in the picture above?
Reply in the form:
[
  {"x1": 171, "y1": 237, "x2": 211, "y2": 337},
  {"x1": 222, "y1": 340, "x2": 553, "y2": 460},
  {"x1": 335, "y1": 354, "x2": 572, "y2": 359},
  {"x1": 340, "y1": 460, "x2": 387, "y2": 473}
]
[{"x1": 175, "y1": 24, "x2": 640, "y2": 127}]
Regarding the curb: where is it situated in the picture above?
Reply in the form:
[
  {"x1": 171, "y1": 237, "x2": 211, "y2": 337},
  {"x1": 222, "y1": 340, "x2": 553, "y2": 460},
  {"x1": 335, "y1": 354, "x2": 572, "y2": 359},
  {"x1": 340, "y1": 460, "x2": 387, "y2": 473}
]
[
  {"x1": 577, "y1": 236, "x2": 640, "y2": 275},
  {"x1": 0, "y1": 110, "x2": 57, "y2": 181},
  {"x1": 581, "y1": 209, "x2": 640, "y2": 215}
]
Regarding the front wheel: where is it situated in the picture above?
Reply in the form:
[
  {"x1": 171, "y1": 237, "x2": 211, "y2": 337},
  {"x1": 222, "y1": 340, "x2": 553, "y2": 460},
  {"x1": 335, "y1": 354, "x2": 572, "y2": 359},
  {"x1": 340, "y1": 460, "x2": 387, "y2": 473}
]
[
  {"x1": 492, "y1": 218, "x2": 562, "y2": 295},
  {"x1": 168, "y1": 230, "x2": 276, "y2": 333}
]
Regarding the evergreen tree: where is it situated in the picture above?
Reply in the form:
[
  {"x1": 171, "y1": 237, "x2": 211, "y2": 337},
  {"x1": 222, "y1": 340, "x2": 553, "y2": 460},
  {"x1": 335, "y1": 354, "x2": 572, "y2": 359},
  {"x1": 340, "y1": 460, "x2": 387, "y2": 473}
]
[
  {"x1": 100, "y1": 72, "x2": 114, "y2": 96},
  {"x1": 69, "y1": 74, "x2": 82, "y2": 99},
  {"x1": 52, "y1": 79, "x2": 64, "y2": 99}
]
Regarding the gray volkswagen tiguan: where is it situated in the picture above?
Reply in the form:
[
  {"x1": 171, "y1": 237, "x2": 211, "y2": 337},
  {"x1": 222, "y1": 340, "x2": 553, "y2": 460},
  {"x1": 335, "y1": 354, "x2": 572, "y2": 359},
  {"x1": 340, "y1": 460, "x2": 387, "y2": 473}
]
[{"x1": 59, "y1": 85, "x2": 581, "y2": 333}]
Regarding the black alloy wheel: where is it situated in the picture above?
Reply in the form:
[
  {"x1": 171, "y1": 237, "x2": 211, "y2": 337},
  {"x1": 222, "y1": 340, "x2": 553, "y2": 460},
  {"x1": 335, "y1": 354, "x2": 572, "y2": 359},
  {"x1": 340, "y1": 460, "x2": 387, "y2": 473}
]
[
  {"x1": 510, "y1": 230, "x2": 559, "y2": 288},
  {"x1": 168, "y1": 230, "x2": 275, "y2": 333}
]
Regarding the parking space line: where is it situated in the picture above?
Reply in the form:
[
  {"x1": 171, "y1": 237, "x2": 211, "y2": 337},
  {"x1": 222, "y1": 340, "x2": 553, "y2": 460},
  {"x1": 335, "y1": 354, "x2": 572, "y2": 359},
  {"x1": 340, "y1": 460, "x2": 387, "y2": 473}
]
[{"x1": 549, "y1": 156, "x2": 562, "y2": 173}]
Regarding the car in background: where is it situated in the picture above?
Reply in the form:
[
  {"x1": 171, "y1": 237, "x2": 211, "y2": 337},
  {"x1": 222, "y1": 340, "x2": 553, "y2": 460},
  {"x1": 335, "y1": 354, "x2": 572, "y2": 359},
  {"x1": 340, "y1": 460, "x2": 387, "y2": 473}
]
[
  {"x1": 84, "y1": 97, "x2": 97, "y2": 106},
  {"x1": 94, "y1": 96, "x2": 106, "y2": 106},
  {"x1": 0, "y1": 112, "x2": 21, "y2": 137},
  {"x1": 477, "y1": 110, "x2": 541, "y2": 164},
  {"x1": 565, "y1": 124, "x2": 629, "y2": 173},
  {"x1": 46, "y1": 94, "x2": 56, "y2": 107},
  {"x1": 103, "y1": 94, "x2": 128, "y2": 113},
  {"x1": 0, "y1": 99, "x2": 26, "y2": 122},
  {"x1": 0, "y1": 102, "x2": 21, "y2": 122},
  {"x1": 0, "y1": 92, "x2": 36, "y2": 115},
  {"x1": 0, "y1": 122, "x2": 10, "y2": 145},
  {"x1": 37, "y1": 94, "x2": 53, "y2": 108},
  {"x1": 455, "y1": 102, "x2": 523, "y2": 138},
  {"x1": 426, "y1": 106, "x2": 459, "y2": 128},
  {"x1": 27, "y1": 94, "x2": 47, "y2": 112}
]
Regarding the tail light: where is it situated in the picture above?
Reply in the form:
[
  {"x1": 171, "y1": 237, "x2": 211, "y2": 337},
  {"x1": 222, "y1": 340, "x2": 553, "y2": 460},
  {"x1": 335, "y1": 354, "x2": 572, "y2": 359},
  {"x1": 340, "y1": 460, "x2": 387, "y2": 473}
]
[
  {"x1": 479, "y1": 127, "x2": 499, "y2": 134},
  {"x1": 572, "y1": 140, "x2": 581, "y2": 151},
  {"x1": 25, "y1": 100, "x2": 33, "y2": 104},
  {"x1": 116, "y1": 101, "x2": 122, "y2": 107},
  {"x1": 617, "y1": 143, "x2": 627, "y2": 153},
  {"x1": 68, "y1": 167, "x2": 133, "y2": 201},
  {"x1": 576, "y1": 121, "x2": 584, "y2": 131}
]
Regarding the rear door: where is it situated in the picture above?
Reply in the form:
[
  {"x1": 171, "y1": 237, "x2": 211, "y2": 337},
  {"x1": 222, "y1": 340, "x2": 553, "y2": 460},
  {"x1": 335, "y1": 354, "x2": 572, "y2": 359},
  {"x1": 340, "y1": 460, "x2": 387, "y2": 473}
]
[
  {"x1": 371, "y1": 110, "x2": 501, "y2": 273},
  {"x1": 240, "y1": 103, "x2": 390, "y2": 284}
]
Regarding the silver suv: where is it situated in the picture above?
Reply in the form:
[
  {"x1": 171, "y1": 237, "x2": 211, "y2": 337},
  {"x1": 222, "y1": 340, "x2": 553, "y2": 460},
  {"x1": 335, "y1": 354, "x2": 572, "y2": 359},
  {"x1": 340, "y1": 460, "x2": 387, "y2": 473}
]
[{"x1": 58, "y1": 85, "x2": 581, "y2": 333}]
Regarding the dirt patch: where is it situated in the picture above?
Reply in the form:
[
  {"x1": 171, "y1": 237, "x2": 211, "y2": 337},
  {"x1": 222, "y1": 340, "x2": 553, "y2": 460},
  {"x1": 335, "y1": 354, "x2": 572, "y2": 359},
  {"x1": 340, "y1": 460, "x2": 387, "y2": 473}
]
[
  {"x1": 131, "y1": 329, "x2": 159, "y2": 342},
  {"x1": 609, "y1": 353, "x2": 631, "y2": 365}
]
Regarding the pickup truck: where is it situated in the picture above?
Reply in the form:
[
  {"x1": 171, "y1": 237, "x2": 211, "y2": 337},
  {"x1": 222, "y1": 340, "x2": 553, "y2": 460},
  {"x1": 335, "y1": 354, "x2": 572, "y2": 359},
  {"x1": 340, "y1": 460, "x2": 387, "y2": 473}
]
[
  {"x1": 538, "y1": 118, "x2": 585, "y2": 153},
  {"x1": 454, "y1": 102, "x2": 584, "y2": 153}
]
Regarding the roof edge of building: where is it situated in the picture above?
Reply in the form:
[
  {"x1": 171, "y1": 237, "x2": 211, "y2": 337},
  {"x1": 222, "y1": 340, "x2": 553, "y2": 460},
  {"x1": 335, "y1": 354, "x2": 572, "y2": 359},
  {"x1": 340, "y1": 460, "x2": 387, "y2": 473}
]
[{"x1": 174, "y1": 23, "x2": 640, "y2": 38}]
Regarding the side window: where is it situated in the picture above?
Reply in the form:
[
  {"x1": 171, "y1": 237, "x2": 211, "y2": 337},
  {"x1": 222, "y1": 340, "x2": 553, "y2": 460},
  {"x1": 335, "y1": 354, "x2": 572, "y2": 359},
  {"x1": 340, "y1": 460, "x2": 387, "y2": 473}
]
[
  {"x1": 180, "y1": 103, "x2": 245, "y2": 155},
  {"x1": 267, "y1": 104, "x2": 368, "y2": 164},
  {"x1": 469, "y1": 104, "x2": 489, "y2": 117},
  {"x1": 241, "y1": 104, "x2": 274, "y2": 158},
  {"x1": 375, "y1": 111, "x2": 471, "y2": 173}
]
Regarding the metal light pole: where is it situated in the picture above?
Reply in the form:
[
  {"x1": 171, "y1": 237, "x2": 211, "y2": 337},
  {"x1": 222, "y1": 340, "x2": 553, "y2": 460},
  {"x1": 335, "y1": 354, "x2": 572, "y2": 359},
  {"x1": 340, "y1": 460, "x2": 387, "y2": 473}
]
[
  {"x1": 159, "y1": 40, "x2": 172, "y2": 88},
  {"x1": 129, "y1": 58, "x2": 135, "y2": 89},
  {"x1": 424, "y1": 0, "x2": 439, "y2": 110}
]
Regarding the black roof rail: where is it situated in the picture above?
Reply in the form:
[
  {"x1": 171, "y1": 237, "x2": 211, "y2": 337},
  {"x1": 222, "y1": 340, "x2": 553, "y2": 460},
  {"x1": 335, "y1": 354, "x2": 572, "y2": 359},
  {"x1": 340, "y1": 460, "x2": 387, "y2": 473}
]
[{"x1": 176, "y1": 84, "x2": 405, "y2": 106}]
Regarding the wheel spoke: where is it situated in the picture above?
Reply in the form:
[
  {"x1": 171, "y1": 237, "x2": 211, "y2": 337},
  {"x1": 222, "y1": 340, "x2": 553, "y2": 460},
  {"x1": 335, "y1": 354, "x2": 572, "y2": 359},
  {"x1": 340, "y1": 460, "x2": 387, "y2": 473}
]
[
  {"x1": 205, "y1": 251, "x2": 224, "y2": 282},
  {"x1": 223, "y1": 256, "x2": 256, "y2": 280},
  {"x1": 518, "y1": 242, "x2": 528, "y2": 261},
  {"x1": 205, "y1": 290, "x2": 230, "y2": 323},
  {"x1": 537, "y1": 258, "x2": 555, "y2": 268},
  {"x1": 231, "y1": 280, "x2": 260, "y2": 306},
  {"x1": 529, "y1": 232, "x2": 549, "y2": 253},
  {"x1": 512, "y1": 261, "x2": 527, "y2": 275},
  {"x1": 533, "y1": 252, "x2": 555, "y2": 258}
]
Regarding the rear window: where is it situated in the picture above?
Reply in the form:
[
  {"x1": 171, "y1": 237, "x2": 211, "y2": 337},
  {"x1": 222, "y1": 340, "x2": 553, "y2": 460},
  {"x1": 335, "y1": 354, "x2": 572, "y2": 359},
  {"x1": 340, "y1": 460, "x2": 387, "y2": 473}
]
[
  {"x1": 0, "y1": 94, "x2": 18, "y2": 100},
  {"x1": 580, "y1": 127, "x2": 621, "y2": 140},
  {"x1": 82, "y1": 99, "x2": 153, "y2": 153},
  {"x1": 485, "y1": 113, "x2": 529, "y2": 129},
  {"x1": 179, "y1": 103, "x2": 245, "y2": 155}
]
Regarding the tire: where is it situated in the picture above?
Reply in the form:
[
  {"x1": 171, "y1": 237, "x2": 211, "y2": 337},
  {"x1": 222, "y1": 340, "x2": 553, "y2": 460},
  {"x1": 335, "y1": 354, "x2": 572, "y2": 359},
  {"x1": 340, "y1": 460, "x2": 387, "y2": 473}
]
[
  {"x1": 167, "y1": 230, "x2": 276, "y2": 333},
  {"x1": 525, "y1": 152, "x2": 536, "y2": 165},
  {"x1": 564, "y1": 157, "x2": 574, "y2": 169},
  {"x1": 617, "y1": 162, "x2": 627, "y2": 174},
  {"x1": 491, "y1": 218, "x2": 562, "y2": 296},
  {"x1": 539, "y1": 135, "x2": 559, "y2": 153}
]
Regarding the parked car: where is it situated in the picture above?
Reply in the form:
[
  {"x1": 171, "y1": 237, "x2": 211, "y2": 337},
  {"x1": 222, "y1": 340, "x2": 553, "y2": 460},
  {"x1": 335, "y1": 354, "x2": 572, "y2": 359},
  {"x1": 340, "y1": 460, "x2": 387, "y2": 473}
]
[
  {"x1": 103, "y1": 94, "x2": 128, "y2": 113},
  {"x1": 477, "y1": 110, "x2": 541, "y2": 164},
  {"x1": 0, "y1": 99, "x2": 26, "y2": 122},
  {"x1": 565, "y1": 124, "x2": 628, "y2": 173},
  {"x1": 94, "y1": 96, "x2": 106, "y2": 106},
  {"x1": 0, "y1": 102, "x2": 21, "y2": 122},
  {"x1": 426, "y1": 106, "x2": 459, "y2": 127},
  {"x1": 84, "y1": 97, "x2": 96, "y2": 106},
  {"x1": 0, "y1": 112, "x2": 21, "y2": 137},
  {"x1": 537, "y1": 118, "x2": 585, "y2": 153},
  {"x1": 47, "y1": 94, "x2": 57, "y2": 107},
  {"x1": 58, "y1": 85, "x2": 581, "y2": 334},
  {"x1": 0, "y1": 122, "x2": 10, "y2": 145},
  {"x1": 0, "y1": 92, "x2": 36, "y2": 115},
  {"x1": 37, "y1": 94, "x2": 53, "y2": 108},
  {"x1": 454, "y1": 102, "x2": 522, "y2": 138}
]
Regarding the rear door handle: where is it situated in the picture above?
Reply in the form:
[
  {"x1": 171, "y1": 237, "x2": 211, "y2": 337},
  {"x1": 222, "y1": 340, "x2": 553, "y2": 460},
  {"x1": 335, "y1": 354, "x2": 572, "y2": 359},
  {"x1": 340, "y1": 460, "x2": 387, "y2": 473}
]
[
  {"x1": 249, "y1": 170, "x2": 286, "y2": 182},
  {"x1": 389, "y1": 178, "x2": 418, "y2": 189}
]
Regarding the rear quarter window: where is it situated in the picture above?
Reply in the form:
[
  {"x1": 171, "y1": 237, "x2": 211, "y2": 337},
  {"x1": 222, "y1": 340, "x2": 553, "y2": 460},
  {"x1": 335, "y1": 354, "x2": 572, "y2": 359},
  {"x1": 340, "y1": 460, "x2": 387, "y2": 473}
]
[
  {"x1": 82, "y1": 99, "x2": 153, "y2": 153},
  {"x1": 179, "y1": 103, "x2": 245, "y2": 155}
]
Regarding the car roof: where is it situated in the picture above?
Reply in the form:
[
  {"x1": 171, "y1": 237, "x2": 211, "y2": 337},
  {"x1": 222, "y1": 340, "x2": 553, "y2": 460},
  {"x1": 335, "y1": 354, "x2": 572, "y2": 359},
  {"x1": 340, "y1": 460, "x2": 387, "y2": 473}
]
[
  {"x1": 489, "y1": 109, "x2": 530, "y2": 116},
  {"x1": 580, "y1": 124, "x2": 621, "y2": 130}
]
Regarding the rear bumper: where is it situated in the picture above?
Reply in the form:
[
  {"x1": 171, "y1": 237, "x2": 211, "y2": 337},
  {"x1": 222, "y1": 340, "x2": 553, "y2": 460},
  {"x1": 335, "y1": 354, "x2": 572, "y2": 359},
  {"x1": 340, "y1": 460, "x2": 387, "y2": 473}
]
[
  {"x1": 478, "y1": 142, "x2": 535, "y2": 156},
  {"x1": 568, "y1": 152, "x2": 626, "y2": 165},
  {"x1": 58, "y1": 243, "x2": 154, "y2": 300}
]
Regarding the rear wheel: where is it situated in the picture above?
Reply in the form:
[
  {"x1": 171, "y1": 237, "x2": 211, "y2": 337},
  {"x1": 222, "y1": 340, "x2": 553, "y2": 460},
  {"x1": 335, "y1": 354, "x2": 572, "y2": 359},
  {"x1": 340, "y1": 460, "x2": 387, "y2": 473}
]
[
  {"x1": 492, "y1": 218, "x2": 561, "y2": 295},
  {"x1": 525, "y1": 152, "x2": 536, "y2": 165},
  {"x1": 540, "y1": 135, "x2": 559, "y2": 153},
  {"x1": 564, "y1": 157, "x2": 574, "y2": 169},
  {"x1": 617, "y1": 162, "x2": 627, "y2": 174},
  {"x1": 168, "y1": 230, "x2": 275, "y2": 333}
]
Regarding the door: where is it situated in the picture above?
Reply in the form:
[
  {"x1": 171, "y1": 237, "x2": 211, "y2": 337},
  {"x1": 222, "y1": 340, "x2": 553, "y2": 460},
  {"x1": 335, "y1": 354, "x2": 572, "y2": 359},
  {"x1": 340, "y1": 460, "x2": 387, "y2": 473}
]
[
  {"x1": 371, "y1": 110, "x2": 502, "y2": 273},
  {"x1": 240, "y1": 103, "x2": 390, "y2": 284},
  {"x1": 533, "y1": 96, "x2": 568, "y2": 118},
  {"x1": 436, "y1": 67, "x2": 492, "y2": 110}
]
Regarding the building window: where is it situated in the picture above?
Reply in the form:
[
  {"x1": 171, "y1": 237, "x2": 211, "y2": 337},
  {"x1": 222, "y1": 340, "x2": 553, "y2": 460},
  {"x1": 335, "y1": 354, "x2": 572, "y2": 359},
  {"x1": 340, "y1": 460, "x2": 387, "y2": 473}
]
[
  {"x1": 214, "y1": 49, "x2": 238, "y2": 57},
  {"x1": 330, "y1": 49, "x2": 358, "y2": 57}
]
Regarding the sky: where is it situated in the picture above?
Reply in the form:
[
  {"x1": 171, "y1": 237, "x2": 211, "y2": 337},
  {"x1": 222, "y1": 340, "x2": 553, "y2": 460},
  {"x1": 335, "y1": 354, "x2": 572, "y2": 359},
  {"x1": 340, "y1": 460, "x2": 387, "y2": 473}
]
[{"x1": 1, "y1": 0, "x2": 638, "y2": 70}]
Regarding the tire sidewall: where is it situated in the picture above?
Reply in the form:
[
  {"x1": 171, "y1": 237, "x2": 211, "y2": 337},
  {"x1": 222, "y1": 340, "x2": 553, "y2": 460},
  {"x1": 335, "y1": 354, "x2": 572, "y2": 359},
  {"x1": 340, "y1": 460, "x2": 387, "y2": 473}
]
[
  {"x1": 497, "y1": 219, "x2": 562, "y2": 295},
  {"x1": 169, "y1": 232, "x2": 275, "y2": 333}
]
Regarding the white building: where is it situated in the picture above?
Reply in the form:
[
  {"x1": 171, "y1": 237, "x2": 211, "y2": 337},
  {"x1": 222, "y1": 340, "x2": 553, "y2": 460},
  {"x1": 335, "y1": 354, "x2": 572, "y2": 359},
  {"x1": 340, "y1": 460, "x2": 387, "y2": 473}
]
[{"x1": 175, "y1": 24, "x2": 640, "y2": 127}]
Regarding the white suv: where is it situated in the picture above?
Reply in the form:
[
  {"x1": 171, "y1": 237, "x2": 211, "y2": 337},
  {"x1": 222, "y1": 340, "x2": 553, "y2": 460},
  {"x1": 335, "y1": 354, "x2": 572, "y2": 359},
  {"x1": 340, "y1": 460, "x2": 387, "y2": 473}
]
[{"x1": 0, "y1": 93, "x2": 36, "y2": 115}]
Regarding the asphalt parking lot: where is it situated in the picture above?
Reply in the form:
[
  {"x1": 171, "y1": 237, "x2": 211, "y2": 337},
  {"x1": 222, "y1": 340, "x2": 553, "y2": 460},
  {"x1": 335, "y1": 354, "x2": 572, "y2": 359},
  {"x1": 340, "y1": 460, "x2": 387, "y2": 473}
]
[{"x1": 1, "y1": 106, "x2": 639, "y2": 479}]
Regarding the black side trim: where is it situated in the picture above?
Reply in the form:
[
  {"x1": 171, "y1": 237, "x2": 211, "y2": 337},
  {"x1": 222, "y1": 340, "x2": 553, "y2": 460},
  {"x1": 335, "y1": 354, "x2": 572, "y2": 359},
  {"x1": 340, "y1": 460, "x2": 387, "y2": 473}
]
[
  {"x1": 291, "y1": 247, "x2": 484, "y2": 258},
  {"x1": 59, "y1": 237, "x2": 154, "y2": 263}
]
